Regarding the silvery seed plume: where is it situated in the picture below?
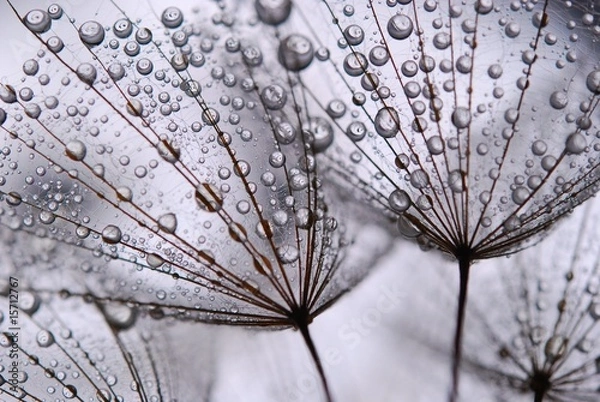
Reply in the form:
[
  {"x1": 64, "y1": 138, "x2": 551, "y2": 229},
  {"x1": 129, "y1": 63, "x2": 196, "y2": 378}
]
[
  {"x1": 0, "y1": 2, "x2": 391, "y2": 400},
  {"x1": 261, "y1": 0, "x2": 600, "y2": 399},
  {"x1": 402, "y1": 199, "x2": 600, "y2": 401},
  {"x1": 459, "y1": 199, "x2": 600, "y2": 402},
  {"x1": 0, "y1": 289, "x2": 207, "y2": 401},
  {"x1": 286, "y1": 0, "x2": 600, "y2": 259}
]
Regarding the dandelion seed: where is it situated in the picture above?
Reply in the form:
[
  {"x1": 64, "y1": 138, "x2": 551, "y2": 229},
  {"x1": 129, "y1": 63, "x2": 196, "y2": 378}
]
[
  {"x1": 267, "y1": 1, "x2": 600, "y2": 399},
  {"x1": 0, "y1": 2, "x2": 391, "y2": 400},
  {"x1": 457, "y1": 200, "x2": 600, "y2": 401},
  {"x1": 0, "y1": 291, "x2": 202, "y2": 401}
]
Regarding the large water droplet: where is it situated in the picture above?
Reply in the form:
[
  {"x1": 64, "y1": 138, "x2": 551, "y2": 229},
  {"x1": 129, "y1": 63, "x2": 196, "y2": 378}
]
[
  {"x1": 255, "y1": 0, "x2": 292, "y2": 25},
  {"x1": 161, "y1": 7, "x2": 184, "y2": 28},
  {"x1": 65, "y1": 140, "x2": 87, "y2": 161},
  {"x1": 278, "y1": 34, "x2": 314, "y2": 71},
  {"x1": 389, "y1": 189, "x2": 411, "y2": 212},
  {"x1": 388, "y1": 14, "x2": 413, "y2": 40},
  {"x1": 24, "y1": 10, "x2": 52, "y2": 33},
  {"x1": 374, "y1": 107, "x2": 399, "y2": 138},
  {"x1": 158, "y1": 213, "x2": 177, "y2": 234},
  {"x1": 79, "y1": 21, "x2": 105, "y2": 46},
  {"x1": 102, "y1": 225, "x2": 122, "y2": 244}
]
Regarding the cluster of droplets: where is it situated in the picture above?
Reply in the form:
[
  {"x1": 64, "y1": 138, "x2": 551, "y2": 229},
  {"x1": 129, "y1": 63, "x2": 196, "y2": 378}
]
[
  {"x1": 264, "y1": 0, "x2": 600, "y2": 258},
  {"x1": 0, "y1": 0, "x2": 394, "y2": 346}
]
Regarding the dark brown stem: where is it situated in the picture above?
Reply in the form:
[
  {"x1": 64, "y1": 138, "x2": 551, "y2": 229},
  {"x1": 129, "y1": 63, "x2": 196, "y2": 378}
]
[
  {"x1": 534, "y1": 390, "x2": 545, "y2": 402},
  {"x1": 298, "y1": 324, "x2": 333, "y2": 402},
  {"x1": 449, "y1": 254, "x2": 472, "y2": 402}
]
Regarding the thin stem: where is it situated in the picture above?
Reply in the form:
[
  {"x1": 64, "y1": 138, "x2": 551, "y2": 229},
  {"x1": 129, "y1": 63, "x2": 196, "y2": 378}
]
[
  {"x1": 534, "y1": 390, "x2": 545, "y2": 402},
  {"x1": 298, "y1": 324, "x2": 333, "y2": 402},
  {"x1": 449, "y1": 254, "x2": 472, "y2": 402}
]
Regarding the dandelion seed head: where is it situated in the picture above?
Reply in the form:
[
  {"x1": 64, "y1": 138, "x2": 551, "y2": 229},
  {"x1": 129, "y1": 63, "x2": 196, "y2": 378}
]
[{"x1": 276, "y1": 0, "x2": 600, "y2": 259}]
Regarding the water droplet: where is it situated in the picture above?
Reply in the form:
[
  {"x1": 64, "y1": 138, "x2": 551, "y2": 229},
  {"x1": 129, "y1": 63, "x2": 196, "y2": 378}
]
[
  {"x1": 565, "y1": 132, "x2": 586, "y2": 154},
  {"x1": 586, "y1": 70, "x2": 600, "y2": 94},
  {"x1": 388, "y1": 14, "x2": 413, "y2": 40},
  {"x1": 76, "y1": 63, "x2": 97, "y2": 85},
  {"x1": 346, "y1": 121, "x2": 367, "y2": 142},
  {"x1": 102, "y1": 225, "x2": 122, "y2": 244},
  {"x1": 195, "y1": 183, "x2": 223, "y2": 212},
  {"x1": 158, "y1": 213, "x2": 177, "y2": 234},
  {"x1": 448, "y1": 170, "x2": 465, "y2": 193},
  {"x1": 274, "y1": 121, "x2": 297, "y2": 144},
  {"x1": 161, "y1": 7, "x2": 183, "y2": 28},
  {"x1": 279, "y1": 34, "x2": 314, "y2": 71},
  {"x1": 62, "y1": 385, "x2": 77, "y2": 399},
  {"x1": 389, "y1": 190, "x2": 411, "y2": 212},
  {"x1": 113, "y1": 18, "x2": 133, "y2": 38},
  {"x1": 47, "y1": 4, "x2": 63, "y2": 19},
  {"x1": 374, "y1": 107, "x2": 399, "y2": 138},
  {"x1": 369, "y1": 46, "x2": 389, "y2": 66},
  {"x1": 65, "y1": 140, "x2": 87, "y2": 161},
  {"x1": 549, "y1": 91, "x2": 568, "y2": 109},
  {"x1": 343, "y1": 53, "x2": 368, "y2": 76},
  {"x1": 475, "y1": 0, "x2": 494, "y2": 14},
  {"x1": 36, "y1": 330, "x2": 54, "y2": 347},
  {"x1": 22, "y1": 59, "x2": 39, "y2": 76},
  {"x1": 24, "y1": 10, "x2": 52, "y2": 33},
  {"x1": 505, "y1": 22, "x2": 521, "y2": 38},
  {"x1": 511, "y1": 186, "x2": 530, "y2": 205},
  {"x1": 255, "y1": 0, "x2": 292, "y2": 25},
  {"x1": 426, "y1": 136, "x2": 445, "y2": 155},
  {"x1": 309, "y1": 117, "x2": 334, "y2": 152},
  {"x1": 452, "y1": 107, "x2": 471, "y2": 129},
  {"x1": 410, "y1": 170, "x2": 429, "y2": 189},
  {"x1": 276, "y1": 245, "x2": 299, "y2": 263},
  {"x1": 261, "y1": 84, "x2": 287, "y2": 110},
  {"x1": 344, "y1": 24, "x2": 364, "y2": 45},
  {"x1": 79, "y1": 21, "x2": 105, "y2": 46},
  {"x1": 20, "y1": 291, "x2": 40, "y2": 314}
]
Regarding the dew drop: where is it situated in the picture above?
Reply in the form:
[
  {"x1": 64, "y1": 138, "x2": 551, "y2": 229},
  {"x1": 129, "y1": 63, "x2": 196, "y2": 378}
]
[
  {"x1": 161, "y1": 7, "x2": 183, "y2": 28},
  {"x1": 388, "y1": 189, "x2": 411, "y2": 212},
  {"x1": 346, "y1": 121, "x2": 367, "y2": 142},
  {"x1": 344, "y1": 24, "x2": 364, "y2": 45},
  {"x1": 261, "y1": 84, "x2": 287, "y2": 110},
  {"x1": 76, "y1": 63, "x2": 97, "y2": 85},
  {"x1": 20, "y1": 291, "x2": 40, "y2": 314},
  {"x1": 113, "y1": 18, "x2": 133, "y2": 38},
  {"x1": 452, "y1": 107, "x2": 471, "y2": 129},
  {"x1": 36, "y1": 330, "x2": 54, "y2": 347},
  {"x1": 343, "y1": 53, "x2": 368, "y2": 76},
  {"x1": 195, "y1": 183, "x2": 223, "y2": 212},
  {"x1": 410, "y1": 170, "x2": 429, "y2": 189},
  {"x1": 586, "y1": 70, "x2": 600, "y2": 94},
  {"x1": 158, "y1": 213, "x2": 177, "y2": 234},
  {"x1": 279, "y1": 34, "x2": 314, "y2": 71},
  {"x1": 388, "y1": 14, "x2": 413, "y2": 40},
  {"x1": 276, "y1": 245, "x2": 299, "y2": 263},
  {"x1": 22, "y1": 59, "x2": 39, "y2": 76},
  {"x1": 24, "y1": 10, "x2": 52, "y2": 33},
  {"x1": 374, "y1": 107, "x2": 399, "y2": 138},
  {"x1": 309, "y1": 117, "x2": 334, "y2": 152},
  {"x1": 65, "y1": 140, "x2": 86, "y2": 161},
  {"x1": 79, "y1": 21, "x2": 105, "y2": 46},
  {"x1": 549, "y1": 91, "x2": 568, "y2": 109},
  {"x1": 448, "y1": 170, "x2": 465, "y2": 193},
  {"x1": 102, "y1": 225, "x2": 122, "y2": 244},
  {"x1": 426, "y1": 136, "x2": 444, "y2": 155},
  {"x1": 255, "y1": 0, "x2": 292, "y2": 25},
  {"x1": 565, "y1": 132, "x2": 586, "y2": 154},
  {"x1": 369, "y1": 46, "x2": 389, "y2": 66}
]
